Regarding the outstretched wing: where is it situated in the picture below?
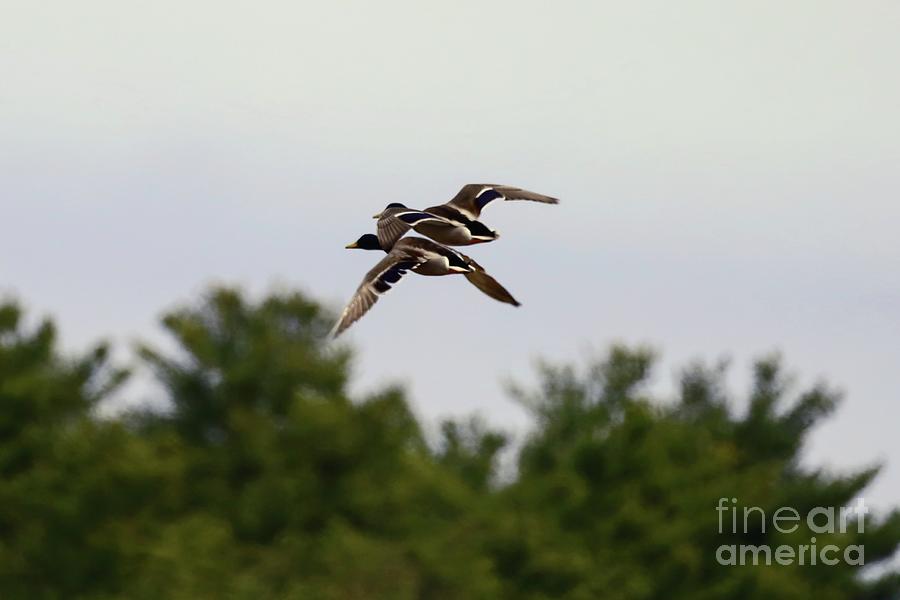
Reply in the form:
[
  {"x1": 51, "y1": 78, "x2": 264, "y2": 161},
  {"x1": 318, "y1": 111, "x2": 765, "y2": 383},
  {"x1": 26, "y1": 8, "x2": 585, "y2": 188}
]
[
  {"x1": 459, "y1": 254, "x2": 521, "y2": 306},
  {"x1": 331, "y1": 250, "x2": 426, "y2": 337},
  {"x1": 446, "y1": 184, "x2": 559, "y2": 219},
  {"x1": 376, "y1": 208, "x2": 459, "y2": 249}
]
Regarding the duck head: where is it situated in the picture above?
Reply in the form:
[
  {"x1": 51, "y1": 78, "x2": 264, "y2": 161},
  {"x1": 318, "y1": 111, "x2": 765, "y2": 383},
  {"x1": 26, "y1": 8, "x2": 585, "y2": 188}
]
[{"x1": 345, "y1": 234, "x2": 383, "y2": 251}]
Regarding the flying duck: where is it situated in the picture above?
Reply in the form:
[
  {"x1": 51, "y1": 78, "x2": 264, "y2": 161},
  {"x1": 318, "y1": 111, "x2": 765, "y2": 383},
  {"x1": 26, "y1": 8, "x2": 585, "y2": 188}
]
[
  {"x1": 331, "y1": 234, "x2": 519, "y2": 337},
  {"x1": 372, "y1": 183, "x2": 559, "y2": 249}
]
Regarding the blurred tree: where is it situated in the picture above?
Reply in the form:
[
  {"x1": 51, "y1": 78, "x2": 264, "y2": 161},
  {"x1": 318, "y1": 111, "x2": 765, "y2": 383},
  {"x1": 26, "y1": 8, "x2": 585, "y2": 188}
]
[
  {"x1": 0, "y1": 290, "x2": 897, "y2": 599},
  {"x1": 0, "y1": 300, "x2": 145, "y2": 599},
  {"x1": 501, "y1": 347, "x2": 900, "y2": 600},
  {"x1": 127, "y1": 288, "x2": 500, "y2": 599}
]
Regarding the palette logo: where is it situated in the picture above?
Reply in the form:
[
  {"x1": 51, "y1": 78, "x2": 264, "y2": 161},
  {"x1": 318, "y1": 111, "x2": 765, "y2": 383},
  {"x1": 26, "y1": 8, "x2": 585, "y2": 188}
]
[{"x1": 715, "y1": 497, "x2": 867, "y2": 566}]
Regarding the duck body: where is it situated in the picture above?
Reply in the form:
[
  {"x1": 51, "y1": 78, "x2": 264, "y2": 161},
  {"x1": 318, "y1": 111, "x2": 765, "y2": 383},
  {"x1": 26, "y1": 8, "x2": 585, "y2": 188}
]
[
  {"x1": 420, "y1": 205, "x2": 499, "y2": 245},
  {"x1": 332, "y1": 234, "x2": 519, "y2": 336},
  {"x1": 392, "y1": 237, "x2": 473, "y2": 276},
  {"x1": 374, "y1": 183, "x2": 558, "y2": 249},
  {"x1": 375, "y1": 206, "x2": 495, "y2": 248}
]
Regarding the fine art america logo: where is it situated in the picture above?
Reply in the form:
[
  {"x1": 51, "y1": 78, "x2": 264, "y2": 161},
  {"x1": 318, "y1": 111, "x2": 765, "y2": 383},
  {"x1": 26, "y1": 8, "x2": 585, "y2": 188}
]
[{"x1": 716, "y1": 497, "x2": 867, "y2": 566}]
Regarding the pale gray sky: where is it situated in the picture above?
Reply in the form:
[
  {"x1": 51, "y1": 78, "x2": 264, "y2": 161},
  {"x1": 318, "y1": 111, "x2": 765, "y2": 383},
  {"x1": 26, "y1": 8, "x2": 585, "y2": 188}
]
[{"x1": 2, "y1": 1, "x2": 898, "y2": 506}]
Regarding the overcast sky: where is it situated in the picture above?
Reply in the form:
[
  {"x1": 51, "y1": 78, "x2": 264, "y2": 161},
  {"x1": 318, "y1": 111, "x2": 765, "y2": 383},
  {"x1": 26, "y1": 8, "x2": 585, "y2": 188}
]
[{"x1": 2, "y1": 1, "x2": 898, "y2": 507}]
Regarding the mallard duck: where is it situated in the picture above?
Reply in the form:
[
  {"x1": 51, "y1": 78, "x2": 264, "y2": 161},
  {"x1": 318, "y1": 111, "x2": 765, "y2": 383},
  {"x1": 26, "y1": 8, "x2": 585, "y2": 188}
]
[
  {"x1": 331, "y1": 234, "x2": 519, "y2": 337},
  {"x1": 373, "y1": 183, "x2": 559, "y2": 249}
]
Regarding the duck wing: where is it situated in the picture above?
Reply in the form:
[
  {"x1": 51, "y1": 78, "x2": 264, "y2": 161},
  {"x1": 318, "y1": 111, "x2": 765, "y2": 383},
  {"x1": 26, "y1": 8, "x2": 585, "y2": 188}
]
[
  {"x1": 445, "y1": 184, "x2": 559, "y2": 219},
  {"x1": 331, "y1": 249, "x2": 427, "y2": 337},
  {"x1": 459, "y1": 254, "x2": 521, "y2": 306},
  {"x1": 464, "y1": 271, "x2": 521, "y2": 306}
]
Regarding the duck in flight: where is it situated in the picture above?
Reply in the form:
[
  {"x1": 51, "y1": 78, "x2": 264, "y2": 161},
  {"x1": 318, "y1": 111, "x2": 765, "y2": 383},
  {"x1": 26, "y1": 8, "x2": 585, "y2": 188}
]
[
  {"x1": 373, "y1": 183, "x2": 559, "y2": 249},
  {"x1": 331, "y1": 234, "x2": 519, "y2": 337}
]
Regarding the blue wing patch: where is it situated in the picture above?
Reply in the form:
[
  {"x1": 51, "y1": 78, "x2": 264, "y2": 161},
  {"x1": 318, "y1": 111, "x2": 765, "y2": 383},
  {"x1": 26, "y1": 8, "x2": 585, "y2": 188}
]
[
  {"x1": 373, "y1": 260, "x2": 417, "y2": 293},
  {"x1": 475, "y1": 188, "x2": 503, "y2": 210},
  {"x1": 397, "y1": 211, "x2": 437, "y2": 225}
]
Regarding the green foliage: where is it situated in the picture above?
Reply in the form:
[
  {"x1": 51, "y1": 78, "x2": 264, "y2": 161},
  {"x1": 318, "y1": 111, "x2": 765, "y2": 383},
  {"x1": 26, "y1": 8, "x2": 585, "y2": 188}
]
[
  {"x1": 0, "y1": 289, "x2": 897, "y2": 599},
  {"x1": 503, "y1": 349, "x2": 899, "y2": 600}
]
